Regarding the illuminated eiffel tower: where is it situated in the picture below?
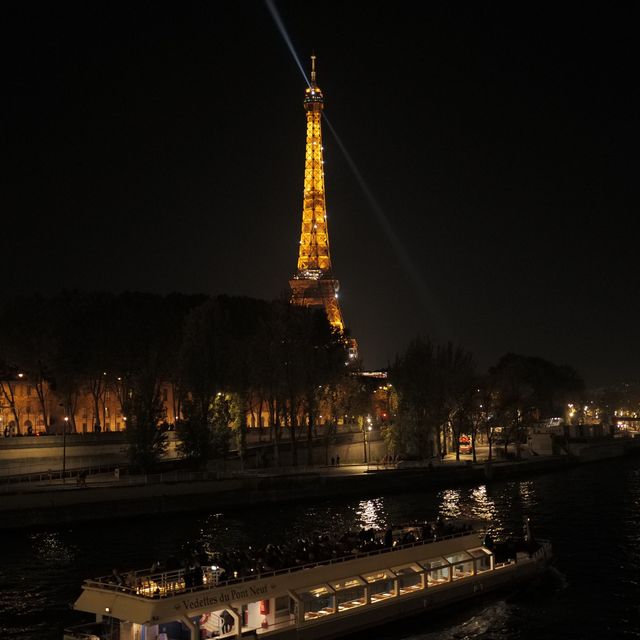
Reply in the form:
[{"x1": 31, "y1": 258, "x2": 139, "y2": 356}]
[{"x1": 289, "y1": 56, "x2": 357, "y2": 358}]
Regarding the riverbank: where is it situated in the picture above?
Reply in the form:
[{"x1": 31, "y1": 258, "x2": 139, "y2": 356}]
[
  {"x1": 0, "y1": 455, "x2": 567, "y2": 530},
  {"x1": 3, "y1": 439, "x2": 639, "y2": 530}
]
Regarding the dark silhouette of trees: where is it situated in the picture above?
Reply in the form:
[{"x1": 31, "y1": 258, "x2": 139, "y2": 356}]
[
  {"x1": 487, "y1": 353, "x2": 585, "y2": 457},
  {"x1": 216, "y1": 296, "x2": 272, "y2": 469},
  {"x1": 111, "y1": 292, "x2": 202, "y2": 471},
  {"x1": 2, "y1": 290, "x2": 591, "y2": 473},
  {"x1": 0, "y1": 295, "x2": 53, "y2": 433},
  {"x1": 0, "y1": 291, "x2": 201, "y2": 467},
  {"x1": 439, "y1": 343, "x2": 476, "y2": 460},
  {"x1": 389, "y1": 337, "x2": 438, "y2": 459},
  {"x1": 390, "y1": 337, "x2": 476, "y2": 460},
  {"x1": 298, "y1": 309, "x2": 347, "y2": 465},
  {"x1": 0, "y1": 366, "x2": 23, "y2": 435},
  {"x1": 176, "y1": 295, "x2": 347, "y2": 469},
  {"x1": 178, "y1": 297, "x2": 226, "y2": 466}
]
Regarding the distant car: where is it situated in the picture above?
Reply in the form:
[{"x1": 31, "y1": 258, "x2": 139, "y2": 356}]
[{"x1": 459, "y1": 435, "x2": 472, "y2": 454}]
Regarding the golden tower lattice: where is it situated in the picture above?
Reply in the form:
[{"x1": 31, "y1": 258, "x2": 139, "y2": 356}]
[{"x1": 289, "y1": 56, "x2": 348, "y2": 338}]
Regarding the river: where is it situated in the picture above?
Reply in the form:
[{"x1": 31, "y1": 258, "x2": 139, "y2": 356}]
[{"x1": 1, "y1": 455, "x2": 638, "y2": 639}]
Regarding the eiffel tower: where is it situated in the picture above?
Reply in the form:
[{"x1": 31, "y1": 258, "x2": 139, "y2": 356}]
[{"x1": 289, "y1": 56, "x2": 357, "y2": 359}]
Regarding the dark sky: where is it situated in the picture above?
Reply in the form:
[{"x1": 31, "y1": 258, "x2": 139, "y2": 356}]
[{"x1": 4, "y1": 2, "x2": 639, "y2": 388}]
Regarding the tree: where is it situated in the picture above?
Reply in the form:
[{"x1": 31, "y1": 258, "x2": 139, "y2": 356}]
[
  {"x1": 176, "y1": 395, "x2": 231, "y2": 469},
  {"x1": 252, "y1": 303, "x2": 285, "y2": 466},
  {"x1": 175, "y1": 414, "x2": 214, "y2": 469},
  {"x1": 163, "y1": 292, "x2": 208, "y2": 426},
  {"x1": 125, "y1": 384, "x2": 168, "y2": 472},
  {"x1": 179, "y1": 298, "x2": 225, "y2": 433},
  {"x1": 47, "y1": 291, "x2": 92, "y2": 433},
  {"x1": 489, "y1": 356, "x2": 532, "y2": 458},
  {"x1": 299, "y1": 310, "x2": 347, "y2": 465},
  {"x1": 109, "y1": 292, "x2": 187, "y2": 470},
  {"x1": 439, "y1": 343, "x2": 476, "y2": 460},
  {"x1": 209, "y1": 393, "x2": 232, "y2": 461},
  {"x1": 390, "y1": 337, "x2": 439, "y2": 459},
  {"x1": 488, "y1": 353, "x2": 585, "y2": 457},
  {"x1": 213, "y1": 296, "x2": 269, "y2": 469},
  {"x1": 0, "y1": 367, "x2": 22, "y2": 435},
  {"x1": 390, "y1": 337, "x2": 476, "y2": 460},
  {"x1": 0, "y1": 295, "x2": 53, "y2": 433}
]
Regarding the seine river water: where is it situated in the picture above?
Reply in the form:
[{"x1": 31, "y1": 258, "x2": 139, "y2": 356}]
[{"x1": 2, "y1": 456, "x2": 639, "y2": 640}]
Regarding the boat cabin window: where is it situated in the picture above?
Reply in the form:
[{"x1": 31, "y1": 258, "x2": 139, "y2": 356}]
[
  {"x1": 445, "y1": 551, "x2": 474, "y2": 580},
  {"x1": 275, "y1": 595, "x2": 292, "y2": 618},
  {"x1": 330, "y1": 576, "x2": 366, "y2": 611},
  {"x1": 299, "y1": 585, "x2": 335, "y2": 620},
  {"x1": 420, "y1": 557, "x2": 451, "y2": 586},
  {"x1": 391, "y1": 563, "x2": 423, "y2": 594},
  {"x1": 363, "y1": 570, "x2": 396, "y2": 603},
  {"x1": 468, "y1": 547, "x2": 493, "y2": 574}
]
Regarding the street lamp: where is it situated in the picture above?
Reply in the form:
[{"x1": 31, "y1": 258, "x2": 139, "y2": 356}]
[
  {"x1": 362, "y1": 426, "x2": 367, "y2": 464},
  {"x1": 363, "y1": 417, "x2": 373, "y2": 465},
  {"x1": 367, "y1": 424, "x2": 372, "y2": 465},
  {"x1": 62, "y1": 416, "x2": 69, "y2": 484}
]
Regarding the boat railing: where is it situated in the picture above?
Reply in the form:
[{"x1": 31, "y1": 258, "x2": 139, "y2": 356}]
[
  {"x1": 83, "y1": 527, "x2": 482, "y2": 599},
  {"x1": 493, "y1": 538, "x2": 552, "y2": 568}
]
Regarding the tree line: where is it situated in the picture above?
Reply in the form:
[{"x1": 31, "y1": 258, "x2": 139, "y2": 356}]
[
  {"x1": 0, "y1": 291, "x2": 349, "y2": 471},
  {"x1": 0, "y1": 291, "x2": 588, "y2": 470},
  {"x1": 388, "y1": 336, "x2": 586, "y2": 461}
]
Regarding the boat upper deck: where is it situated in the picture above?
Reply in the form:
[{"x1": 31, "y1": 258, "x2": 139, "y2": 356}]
[{"x1": 82, "y1": 524, "x2": 484, "y2": 601}]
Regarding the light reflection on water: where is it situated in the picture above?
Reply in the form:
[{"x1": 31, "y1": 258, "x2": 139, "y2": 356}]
[
  {"x1": 438, "y1": 489, "x2": 463, "y2": 519},
  {"x1": 518, "y1": 481, "x2": 536, "y2": 510},
  {"x1": 1, "y1": 458, "x2": 640, "y2": 639},
  {"x1": 436, "y1": 483, "x2": 527, "y2": 541},
  {"x1": 355, "y1": 498, "x2": 387, "y2": 530},
  {"x1": 29, "y1": 531, "x2": 77, "y2": 565},
  {"x1": 470, "y1": 485, "x2": 497, "y2": 521}
]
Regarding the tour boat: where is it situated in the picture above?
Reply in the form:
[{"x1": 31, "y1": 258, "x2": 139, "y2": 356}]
[{"x1": 64, "y1": 519, "x2": 551, "y2": 640}]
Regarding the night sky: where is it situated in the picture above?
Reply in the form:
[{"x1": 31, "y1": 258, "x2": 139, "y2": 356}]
[{"x1": 4, "y1": 2, "x2": 639, "y2": 387}]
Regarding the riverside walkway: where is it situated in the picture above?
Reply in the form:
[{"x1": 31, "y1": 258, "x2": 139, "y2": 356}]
[{"x1": 0, "y1": 451, "x2": 572, "y2": 531}]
